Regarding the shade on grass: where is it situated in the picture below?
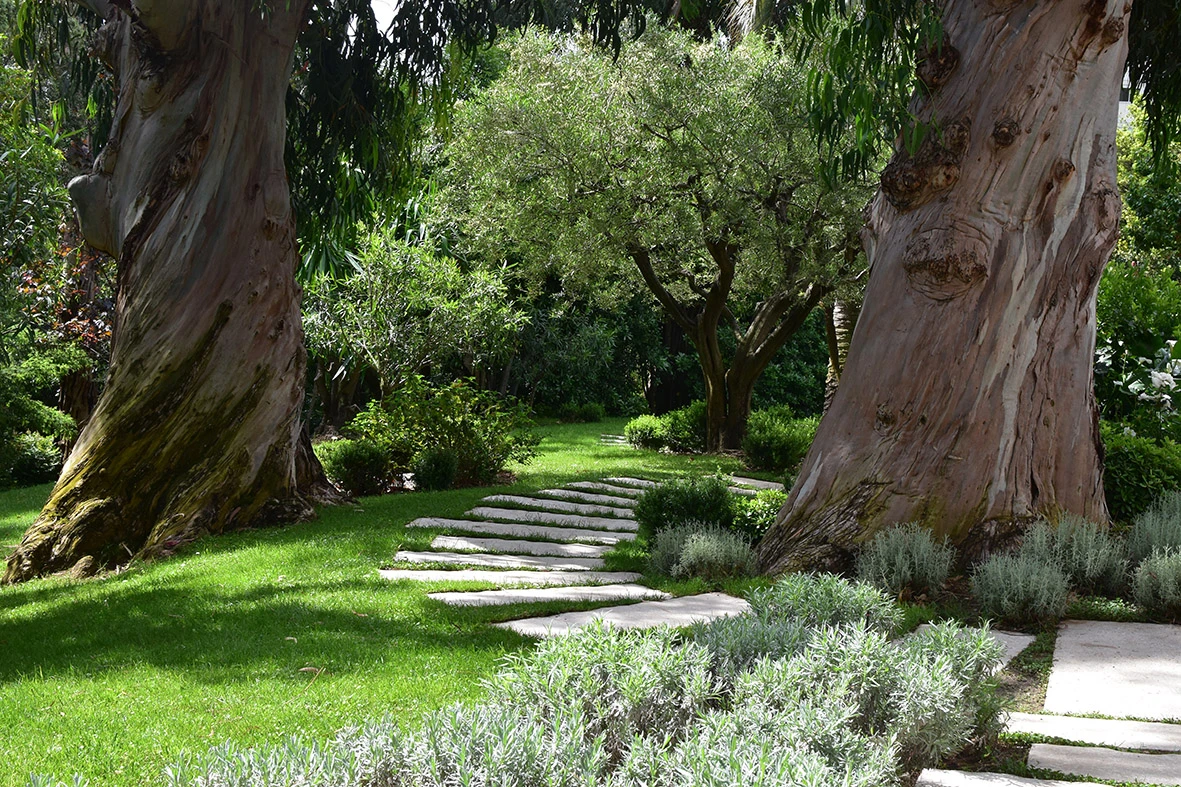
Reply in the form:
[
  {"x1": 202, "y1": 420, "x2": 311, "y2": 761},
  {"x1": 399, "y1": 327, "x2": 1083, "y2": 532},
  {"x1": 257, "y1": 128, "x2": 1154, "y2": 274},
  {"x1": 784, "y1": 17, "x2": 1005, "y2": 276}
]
[{"x1": 0, "y1": 419, "x2": 749, "y2": 786}]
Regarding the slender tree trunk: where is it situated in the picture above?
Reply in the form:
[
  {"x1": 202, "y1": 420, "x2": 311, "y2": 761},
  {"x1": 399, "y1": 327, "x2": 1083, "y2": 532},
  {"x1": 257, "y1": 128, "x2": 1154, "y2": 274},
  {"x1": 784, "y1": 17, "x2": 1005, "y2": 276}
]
[
  {"x1": 823, "y1": 298, "x2": 860, "y2": 411},
  {"x1": 759, "y1": 0, "x2": 1128, "y2": 573},
  {"x1": 5, "y1": 2, "x2": 338, "y2": 583}
]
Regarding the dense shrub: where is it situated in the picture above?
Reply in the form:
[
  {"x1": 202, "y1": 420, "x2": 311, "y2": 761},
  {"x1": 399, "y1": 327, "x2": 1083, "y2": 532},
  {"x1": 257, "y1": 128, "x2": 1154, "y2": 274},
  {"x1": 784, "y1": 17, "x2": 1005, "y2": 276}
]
[
  {"x1": 313, "y1": 439, "x2": 389, "y2": 497},
  {"x1": 741, "y1": 406, "x2": 818, "y2": 472},
  {"x1": 649, "y1": 522, "x2": 755, "y2": 580},
  {"x1": 411, "y1": 447, "x2": 458, "y2": 492},
  {"x1": 970, "y1": 552, "x2": 1069, "y2": 626},
  {"x1": 748, "y1": 571, "x2": 903, "y2": 634},
  {"x1": 348, "y1": 377, "x2": 539, "y2": 486},
  {"x1": 1033, "y1": 514, "x2": 1128, "y2": 595},
  {"x1": 662, "y1": 400, "x2": 708, "y2": 453},
  {"x1": 1133, "y1": 548, "x2": 1181, "y2": 620},
  {"x1": 687, "y1": 614, "x2": 810, "y2": 682},
  {"x1": 1100, "y1": 421, "x2": 1181, "y2": 522},
  {"x1": 633, "y1": 475, "x2": 735, "y2": 537},
  {"x1": 555, "y1": 401, "x2": 606, "y2": 423},
  {"x1": 856, "y1": 523, "x2": 954, "y2": 599},
  {"x1": 1128, "y1": 491, "x2": 1181, "y2": 564},
  {"x1": 7, "y1": 433, "x2": 62, "y2": 487},
  {"x1": 623, "y1": 414, "x2": 667, "y2": 449},
  {"x1": 731, "y1": 488, "x2": 787, "y2": 541}
]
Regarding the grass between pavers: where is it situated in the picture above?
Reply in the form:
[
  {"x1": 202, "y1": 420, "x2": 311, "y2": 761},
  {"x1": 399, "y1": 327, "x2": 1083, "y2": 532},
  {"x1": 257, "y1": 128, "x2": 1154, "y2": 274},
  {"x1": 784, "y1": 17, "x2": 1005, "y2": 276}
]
[
  {"x1": 960, "y1": 741, "x2": 1174, "y2": 787},
  {"x1": 0, "y1": 418, "x2": 746, "y2": 787}
]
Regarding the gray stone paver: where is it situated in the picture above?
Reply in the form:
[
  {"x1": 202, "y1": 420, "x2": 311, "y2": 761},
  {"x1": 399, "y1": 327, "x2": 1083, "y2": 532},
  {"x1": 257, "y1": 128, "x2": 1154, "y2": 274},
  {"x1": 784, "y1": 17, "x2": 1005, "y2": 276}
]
[
  {"x1": 431, "y1": 535, "x2": 609, "y2": 559},
  {"x1": 379, "y1": 568, "x2": 641, "y2": 586},
  {"x1": 1044, "y1": 620, "x2": 1181, "y2": 721},
  {"x1": 1028, "y1": 743, "x2": 1181, "y2": 785},
  {"x1": 406, "y1": 517, "x2": 634, "y2": 544},
  {"x1": 566, "y1": 481, "x2": 646, "y2": 498},
  {"x1": 917, "y1": 770, "x2": 1103, "y2": 786},
  {"x1": 394, "y1": 550, "x2": 604, "y2": 571},
  {"x1": 1007, "y1": 712, "x2": 1181, "y2": 752},
  {"x1": 480, "y1": 494, "x2": 634, "y2": 518},
  {"x1": 729, "y1": 476, "x2": 786, "y2": 491},
  {"x1": 726, "y1": 486, "x2": 759, "y2": 497},
  {"x1": 467, "y1": 506, "x2": 638, "y2": 532},
  {"x1": 429, "y1": 584, "x2": 669, "y2": 607},
  {"x1": 495, "y1": 592, "x2": 751, "y2": 637},
  {"x1": 534, "y1": 488, "x2": 637, "y2": 508},
  {"x1": 602, "y1": 476, "x2": 659, "y2": 488}
]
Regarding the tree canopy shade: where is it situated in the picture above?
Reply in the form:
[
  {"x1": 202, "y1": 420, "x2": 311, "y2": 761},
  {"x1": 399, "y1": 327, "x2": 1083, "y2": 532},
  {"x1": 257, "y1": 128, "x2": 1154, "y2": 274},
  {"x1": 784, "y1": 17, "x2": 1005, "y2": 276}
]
[
  {"x1": 441, "y1": 26, "x2": 873, "y2": 450},
  {"x1": 759, "y1": 0, "x2": 1181, "y2": 574},
  {"x1": 1, "y1": 0, "x2": 661, "y2": 583}
]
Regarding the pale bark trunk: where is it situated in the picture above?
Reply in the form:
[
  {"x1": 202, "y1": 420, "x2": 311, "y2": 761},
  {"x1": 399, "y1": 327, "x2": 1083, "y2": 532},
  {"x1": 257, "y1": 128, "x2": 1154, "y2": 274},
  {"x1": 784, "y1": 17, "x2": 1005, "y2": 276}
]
[
  {"x1": 823, "y1": 298, "x2": 860, "y2": 411},
  {"x1": 5, "y1": 2, "x2": 337, "y2": 583},
  {"x1": 759, "y1": 0, "x2": 1128, "y2": 573}
]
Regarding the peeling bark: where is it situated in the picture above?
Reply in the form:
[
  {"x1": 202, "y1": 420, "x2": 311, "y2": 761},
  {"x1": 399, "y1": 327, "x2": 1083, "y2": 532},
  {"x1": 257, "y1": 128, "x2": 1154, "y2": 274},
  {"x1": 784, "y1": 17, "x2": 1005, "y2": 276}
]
[
  {"x1": 759, "y1": 0, "x2": 1128, "y2": 573},
  {"x1": 5, "y1": 2, "x2": 339, "y2": 583}
]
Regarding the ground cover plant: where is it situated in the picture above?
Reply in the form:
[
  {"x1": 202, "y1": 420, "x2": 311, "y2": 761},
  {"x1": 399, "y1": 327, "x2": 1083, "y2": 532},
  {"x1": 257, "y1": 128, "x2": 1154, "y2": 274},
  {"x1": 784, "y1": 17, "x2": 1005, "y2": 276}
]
[{"x1": 0, "y1": 419, "x2": 744, "y2": 787}]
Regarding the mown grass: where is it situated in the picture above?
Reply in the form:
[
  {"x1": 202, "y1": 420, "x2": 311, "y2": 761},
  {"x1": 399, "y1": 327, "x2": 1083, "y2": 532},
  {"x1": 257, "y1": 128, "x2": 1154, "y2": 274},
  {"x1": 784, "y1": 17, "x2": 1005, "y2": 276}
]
[{"x1": 0, "y1": 418, "x2": 745, "y2": 787}]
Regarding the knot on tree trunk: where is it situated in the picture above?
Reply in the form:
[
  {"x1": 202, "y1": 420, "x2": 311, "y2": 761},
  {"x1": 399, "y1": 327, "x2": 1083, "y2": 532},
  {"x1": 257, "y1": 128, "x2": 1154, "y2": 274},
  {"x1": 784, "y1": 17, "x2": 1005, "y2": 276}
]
[
  {"x1": 903, "y1": 227, "x2": 989, "y2": 300},
  {"x1": 991, "y1": 117, "x2": 1021, "y2": 148},
  {"x1": 916, "y1": 37, "x2": 960, "y2": 92},
  {"x1": 881, "y1": 118, "x2": 971, "y2": 212}
]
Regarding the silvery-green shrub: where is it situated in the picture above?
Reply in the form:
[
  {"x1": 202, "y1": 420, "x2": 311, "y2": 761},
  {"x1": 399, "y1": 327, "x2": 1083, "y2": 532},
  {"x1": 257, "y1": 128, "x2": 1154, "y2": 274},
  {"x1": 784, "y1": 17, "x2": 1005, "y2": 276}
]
[
  {"x1": 748, "y1": 572, "x2": 901, "y2": 634},
  {"x1": 687, "y1": 614, "x2": 809, "y2": 683},
  {"x1": 1129, "y1": 491, "x2": 1181, "y2": 565},
  {"x1": 855, "y1": 523, "x2": 954, "y2": 598},
  {"x1": 1017, "y1": 517, "x2": 1126, "y2": 595},
  {"x1": 1133, "y1": 547, "x2": 1181, "y2": 620},
  {"x1": 649, "y1": 522, "x2": 755, "y2": 579},
  {"x1": 970, "y1": 552, "x2": 1069, "y2": 626}
]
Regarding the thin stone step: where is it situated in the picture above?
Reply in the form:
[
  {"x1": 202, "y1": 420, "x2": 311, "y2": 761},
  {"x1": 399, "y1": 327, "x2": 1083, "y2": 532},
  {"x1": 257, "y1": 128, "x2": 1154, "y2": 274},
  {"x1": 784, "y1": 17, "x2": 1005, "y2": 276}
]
[
  {"x1": 603, "y1": 476, "x2": 659, "y2": 489},
  {"x1": 467, "y1": 507, "x2": 638, "y2": 532},
  {"x1": 729, "y1": 476, "x2": 785, "y2": 491},
  {"x1": 535, "y1": 488, "x2": 637, "y2": 508},
  {"x1": 1028, "y1": 743, "x2": 1181, "y2": 786},
  {"x1": 431, "y1": 535, "x2": 610, "y2": 559},
  {"x1": 429, "y1": 584, "x2": 669, "y2": 607},
  {"x1": 1007, "y1": 712, "x2": 1181, "y2": 752},
  {"x1": 567, "y1": 481, "x2": 647, "y2": 498},
  {"x1": 406, "y1": 517, "x2": 634, "y2": 544},
  {"x1": 394, "y1": 550, "x2": 604, "y2": 571},
  {"x1": 480, "y1": 494, "x2": 634, "y2": 518},
  {"x1": 496, "y1": 592, "x2": 751, "y2": 637},
  {"x1": 727, "y1": 486, "x2": 759, "y2": 497},
  {"x1": 1045, "y1": 620, "x2": 1181, "y2": 721},
  {"x1": 379, "y1": 569, "x2": 641, "y2": 586},
  {"x1": 917, "y1": 769, "x2": 1104, "y2": 786}
]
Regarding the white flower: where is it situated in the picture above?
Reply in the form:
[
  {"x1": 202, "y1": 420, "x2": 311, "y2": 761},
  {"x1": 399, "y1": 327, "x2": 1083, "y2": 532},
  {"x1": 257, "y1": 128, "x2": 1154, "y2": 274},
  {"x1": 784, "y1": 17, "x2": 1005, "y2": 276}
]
[{"x1": 1151, "y1": 371, "x2": 1177, "y2": 390}]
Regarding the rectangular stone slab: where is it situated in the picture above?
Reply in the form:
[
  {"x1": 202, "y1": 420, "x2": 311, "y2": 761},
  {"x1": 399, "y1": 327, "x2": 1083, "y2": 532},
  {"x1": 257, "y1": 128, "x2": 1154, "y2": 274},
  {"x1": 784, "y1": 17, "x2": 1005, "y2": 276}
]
[
  {"x1": 431, "y1": 535, "x2": 610, "y2": 558},
  {"x1": 405, "y1": 517, "x2": 634, "y2": 544},
  {"x1": 917, "y1": 769, "x2": 1104, "y2": 786},
  {"x1": 728, "y1": 476, "x2": 785, "y2": 491},
  {"x1": 496, "y1": 592, "x2": 751, "y2": 637},
  {"x1": 1028, "y1": 743, "x2": 1181, "y2": 786},
  {"x1": 602, "y1": 476, "x2": 659, "y2": 488},
  {"x1": 467, "y1": 507, "x2": 638, "y2": 532},
  {"x1": 480, "y1": 494, "x2": 634, "y2": 518},
  {"x1": 1044, "y1": 620, "x2": 1181, "y2": 720},
  {"x1": 378, "y1": 569, "x2": 641, "y2": 586},
  {"x1": 429, "y1": 584, "x2": 669, "y2": 607},
  {"x1": 727, "y1": 486, "x2": 759, "y2": 497},
  {"x1": 535, "y1": 488, "x2": 637, "y2": 508},
  {"x1": 566, "y1": 481, "x2": 646, "y2": 498},
  {"x1": 394, "y1": 550, "x2": 605, "y2": 571},
  {"x1": 1007, "y1": 712, "x2": 1181, "y2": 752}
]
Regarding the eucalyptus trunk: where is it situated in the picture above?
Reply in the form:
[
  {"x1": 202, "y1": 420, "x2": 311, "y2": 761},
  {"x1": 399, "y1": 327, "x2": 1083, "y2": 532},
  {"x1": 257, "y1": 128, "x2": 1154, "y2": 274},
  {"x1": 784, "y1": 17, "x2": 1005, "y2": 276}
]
[
  {"x1": 5, "y1": 1, "x2": 336, "y2": 583},
  {"x1": 759, "y1": 0, "x2": 1128, "y2": 573}
]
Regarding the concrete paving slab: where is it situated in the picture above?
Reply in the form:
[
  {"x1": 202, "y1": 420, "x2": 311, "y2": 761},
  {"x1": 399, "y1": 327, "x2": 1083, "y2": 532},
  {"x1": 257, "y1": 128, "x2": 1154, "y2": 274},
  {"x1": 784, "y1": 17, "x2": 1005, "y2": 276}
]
[
  {"x1": 467, "y1": 507, "x2": 638, "y2": 532},
  {"x1": 1007, "y1": 712, "x2": 1181, "y2": 752},
  {"x1": 429, "y1": 584, "x2": 669, "y2": 607},
  {"x1": 480, "y1": 495, "x2": 634, "y2": 518},
  {"x1": 393, "y1": 550, "x2": 604, "y2": 571},
  {"x1": 917, "y1": 770, "x2": 1104, "y2": 786},
  {"x1": 535, "y1": 488, "x2": 637, "y2": 508},
  {"x1": 567, "y1": 481, "x2": 646, "y2": 498},
  {"x1": 729, "y1": 476, "x2": 786, "y2": 491},
  {"x1": 727, "y1": 486, "x2": 760, "y2": 497},
  {"x1": 1028, "y1": 743, "x2": 1181, "y2": 785},
  {"x1": 602, "y1": 477, "x2": 659, "y2": 488},
  {"x1": 1044, "y1": 620, "x2": 1181, "y2": 721},
  {"x1": 431, "y1": 535, "x2": 610, "y2": 558},
  {"x1": 495, "y1": 592, "x2": 751, "y2": 637},
  {"x1": 379, "y1": 569, "x2": 641, "y2": 586},
  {"x1": 405, "y1": 517, "x2": 634, "y2": 544}
]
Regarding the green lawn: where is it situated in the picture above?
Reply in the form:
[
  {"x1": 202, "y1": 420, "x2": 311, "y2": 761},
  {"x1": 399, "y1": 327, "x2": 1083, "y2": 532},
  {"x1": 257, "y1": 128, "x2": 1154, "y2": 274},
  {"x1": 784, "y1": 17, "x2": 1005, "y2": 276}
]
[{"x1": 0, "y1": 419, "x2": 748, "y2": 787}]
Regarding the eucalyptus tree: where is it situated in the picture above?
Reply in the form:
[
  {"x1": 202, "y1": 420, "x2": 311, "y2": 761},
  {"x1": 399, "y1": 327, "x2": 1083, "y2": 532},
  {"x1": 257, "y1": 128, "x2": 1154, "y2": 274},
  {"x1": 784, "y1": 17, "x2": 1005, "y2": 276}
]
[
  {"x1": 442, "y1": 26, "x2": 874, "y2": 451},
  {"x1": 757, "y1": 0, "x2": 1181, "y2": 573},
  {"x1": 3, "y1": 0, "x2": 654, "y2": 583}
]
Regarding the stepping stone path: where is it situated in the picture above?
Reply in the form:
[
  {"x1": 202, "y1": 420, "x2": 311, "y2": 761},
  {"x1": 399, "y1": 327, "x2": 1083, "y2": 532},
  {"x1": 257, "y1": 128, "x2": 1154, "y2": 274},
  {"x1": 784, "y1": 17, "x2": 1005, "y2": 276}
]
[
  {"x1": 382, "y1": 476, "x2": 777, "y2": 633},
  {"x1": 920, "y1": 618, "x2": 1181, "y2": 787}
]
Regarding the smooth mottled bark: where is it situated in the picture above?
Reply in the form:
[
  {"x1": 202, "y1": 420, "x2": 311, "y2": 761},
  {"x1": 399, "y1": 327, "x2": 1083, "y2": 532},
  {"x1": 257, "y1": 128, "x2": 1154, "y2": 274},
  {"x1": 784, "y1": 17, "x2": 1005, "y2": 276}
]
[
  {"x1": 5, "y1": 1, "x2": 337, "y2": 583},
  {"x1": 759, "y1": 0, "x2": 1128, "y2": 573}
]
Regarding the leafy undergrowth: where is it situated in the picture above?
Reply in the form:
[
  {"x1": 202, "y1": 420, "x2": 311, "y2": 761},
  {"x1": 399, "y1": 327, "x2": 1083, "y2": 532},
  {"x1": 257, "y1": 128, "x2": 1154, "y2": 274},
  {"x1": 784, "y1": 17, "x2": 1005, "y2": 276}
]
[{"x1": 0, "y1": 419, "x2": 745, "y2": 787}]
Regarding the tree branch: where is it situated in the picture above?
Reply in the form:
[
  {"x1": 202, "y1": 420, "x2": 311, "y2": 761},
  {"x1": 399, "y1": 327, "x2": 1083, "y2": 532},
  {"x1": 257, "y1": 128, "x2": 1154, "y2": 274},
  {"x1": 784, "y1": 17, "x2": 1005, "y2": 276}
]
[{"x1": 628, "y1": 246, "x2": 696, "y2": 335}]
